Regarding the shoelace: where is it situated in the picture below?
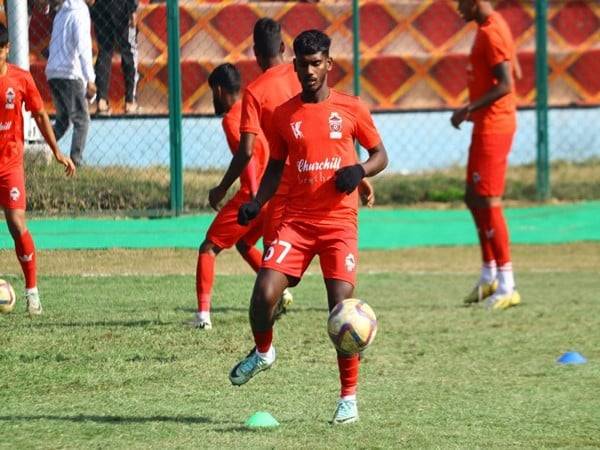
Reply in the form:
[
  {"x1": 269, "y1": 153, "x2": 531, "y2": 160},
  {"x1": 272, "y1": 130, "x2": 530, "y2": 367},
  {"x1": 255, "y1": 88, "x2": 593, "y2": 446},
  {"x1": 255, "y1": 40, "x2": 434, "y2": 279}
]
[
  {"x1": 337, "y1": 401, "x2": 354, "y2": 417},
  {"x1": 26, "y1": 293, "x2": 39, "y2": 305},
  {"x1": 239, "y1": 353, "x2": 261, "y2": 374}
]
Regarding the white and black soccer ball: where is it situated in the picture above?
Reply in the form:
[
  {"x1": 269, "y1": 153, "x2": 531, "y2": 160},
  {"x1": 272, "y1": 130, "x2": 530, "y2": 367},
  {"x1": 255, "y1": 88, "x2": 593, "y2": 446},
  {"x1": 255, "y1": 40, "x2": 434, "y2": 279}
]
[
  {"x1": 0, "y1": 279, "x2": 16, "y2": 314},
  {"x1": 327, "y1": 298, "x2": 377, "y2": 355}
]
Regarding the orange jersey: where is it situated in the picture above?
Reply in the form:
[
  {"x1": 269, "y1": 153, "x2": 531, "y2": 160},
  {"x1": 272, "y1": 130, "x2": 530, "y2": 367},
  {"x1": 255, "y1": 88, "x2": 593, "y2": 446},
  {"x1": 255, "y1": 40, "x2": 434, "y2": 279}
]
[
  {"x1": 0, "y1": 64, "x2": 44, "y2": 173},
  {"x1": 222, "y1": 100, "x2": 269, "y2": 196},
  {"x1": 268, "y1": 89, "x2": 381, "y2": 225},
  {"x1": 240, "y1": 63, "x2": 301, "y2": 197},
  {"x1": 240, "y1": 63, "x2": 301, "y2": 136},
  {"x1": 468, "y1": 12, "x2": 517, "y2": 134}
]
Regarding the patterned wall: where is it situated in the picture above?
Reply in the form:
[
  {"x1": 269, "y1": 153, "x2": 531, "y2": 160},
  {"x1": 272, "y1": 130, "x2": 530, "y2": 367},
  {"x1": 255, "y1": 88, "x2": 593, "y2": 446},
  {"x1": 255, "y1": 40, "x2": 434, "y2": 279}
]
[{"x1": 16, "y1": 0, "x2": 600, "y2": 114}]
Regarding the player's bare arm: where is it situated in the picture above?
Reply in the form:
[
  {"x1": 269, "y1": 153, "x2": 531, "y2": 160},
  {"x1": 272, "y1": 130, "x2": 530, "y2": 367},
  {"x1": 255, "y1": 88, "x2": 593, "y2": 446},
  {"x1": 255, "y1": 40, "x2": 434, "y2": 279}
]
[
  {"x1": 361, "y1": 142, "x2": 388, "y2": 177},
  {"x1": 255, "y1": 158, "x2": 284, "y2": 206},
  {"x1": 208, "y1": 132, "x2": 255, "y2": 210},
  {"x1": 451, "y1": 61, "x2": 512, "y2": 129},
  {"x1": 358, "y1": 178, "x2": 375, "y2": 207},
  {"x1": 31, "y1": 110, "x2": 76, "y2": 176},
  {"x1": 237, "y1": 158, "x2": 284, "y2": 226}
]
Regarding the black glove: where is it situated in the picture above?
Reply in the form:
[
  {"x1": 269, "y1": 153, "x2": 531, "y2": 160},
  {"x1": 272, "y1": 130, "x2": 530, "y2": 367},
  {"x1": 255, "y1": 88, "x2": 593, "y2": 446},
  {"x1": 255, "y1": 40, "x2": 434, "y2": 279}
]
[
  {"x1": 238, "y1": 199, "x2": 261, "y2": 226},
  {"x1": 335, "y1": 164, "x2": 366, "y2": 194}
]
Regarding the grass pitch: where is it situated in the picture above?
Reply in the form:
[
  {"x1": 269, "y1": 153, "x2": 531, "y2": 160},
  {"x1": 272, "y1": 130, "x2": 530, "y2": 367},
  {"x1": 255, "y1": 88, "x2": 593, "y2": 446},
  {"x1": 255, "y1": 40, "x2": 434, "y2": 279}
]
[{"x1": 1, "y1": 245, "x2": 599, "y2": 448}]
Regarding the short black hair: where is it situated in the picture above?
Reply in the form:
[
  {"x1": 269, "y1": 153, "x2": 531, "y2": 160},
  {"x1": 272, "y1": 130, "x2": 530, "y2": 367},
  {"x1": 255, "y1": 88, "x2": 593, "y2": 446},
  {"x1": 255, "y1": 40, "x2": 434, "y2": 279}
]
[
  {"x1": 0, "y1": 23, "x2": 8, "y2": 47},
  {"x1": 208, "y1": 63, "x2": 241, "y2": 94},
  {"x1": 293, "y1": 30, "x2": 331, "y2": 57},
  {"x1": 253, "y1": 18, "x2": 282, "y2": 58}
]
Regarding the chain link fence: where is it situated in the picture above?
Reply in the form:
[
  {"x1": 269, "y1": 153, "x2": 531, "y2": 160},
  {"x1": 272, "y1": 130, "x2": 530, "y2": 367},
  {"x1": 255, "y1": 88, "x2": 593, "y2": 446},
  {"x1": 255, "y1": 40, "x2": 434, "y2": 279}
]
[{"x1": 3, "y1": 0, "x2": 600, "y2": 216}]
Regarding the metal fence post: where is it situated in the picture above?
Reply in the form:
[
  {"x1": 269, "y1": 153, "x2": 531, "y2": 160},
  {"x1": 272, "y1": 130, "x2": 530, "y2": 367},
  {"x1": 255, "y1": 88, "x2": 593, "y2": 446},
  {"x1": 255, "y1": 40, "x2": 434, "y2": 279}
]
[
  {"x1": 535, "y1": 0, "x2": 550, "y2": 200},
  {"x1": 352, "y1": 0, "x2": 361, "y2": 157},
  {"x1": 167, "y1": 0, "x2": 183, "y2": 215},
  {"x1": 352, "y1": 0, "x2": 360, "y2": 97}
]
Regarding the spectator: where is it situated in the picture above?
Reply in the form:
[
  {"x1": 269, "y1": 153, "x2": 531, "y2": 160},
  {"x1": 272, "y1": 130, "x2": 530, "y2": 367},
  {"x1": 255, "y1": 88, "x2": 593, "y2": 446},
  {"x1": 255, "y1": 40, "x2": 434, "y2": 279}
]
[
  {"x1": 90, "y1": 0, "x2": 140, "y2": 115},
  {"x1": 45, "y1": 0, "x2": 96, "y2": 167}
]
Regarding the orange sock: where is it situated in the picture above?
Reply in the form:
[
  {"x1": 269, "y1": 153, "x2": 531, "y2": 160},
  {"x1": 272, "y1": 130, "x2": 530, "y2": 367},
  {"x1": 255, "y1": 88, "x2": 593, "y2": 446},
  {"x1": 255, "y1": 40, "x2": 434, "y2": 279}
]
[
  {"x1": 471, "y1": 207, "x2": 495, "y2": 264},
  {"x1": 253, "y1": 328, "x2": 273, "y2": 354},
  {"x1": 489, "y1": 206, "x2": 511, "y2": 266},
  {"x1": 14, "y1": 230, "x2": 36, "y2": 289},
  {"x1": 196, "y1": 252, "x2": 215, "y2": 313},
  {"x1": 241, "y1": 246, "x2": 262, "y2": 273},
  {"x1": 337, "y1": 354, "x2": 360, "y2": 397}
]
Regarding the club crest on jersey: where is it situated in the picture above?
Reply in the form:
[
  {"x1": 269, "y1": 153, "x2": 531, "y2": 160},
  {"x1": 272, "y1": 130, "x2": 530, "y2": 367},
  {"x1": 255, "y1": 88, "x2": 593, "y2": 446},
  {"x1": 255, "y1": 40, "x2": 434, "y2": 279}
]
[
  {"x1": 9, "y1": 187, "x2": 20, "y2": 201},
  {"x1": 329, "y1": 112, "x2": 342, "y2": 139},
  {"x1": 290, "y1": 121, "x2": 303, "y2": 139},
  {"x1": 5, "y1": 87, "x2": 15, "y2": 110},
  {"x1": 345, "y1": 253, "x2": 356, "y2": 272}
]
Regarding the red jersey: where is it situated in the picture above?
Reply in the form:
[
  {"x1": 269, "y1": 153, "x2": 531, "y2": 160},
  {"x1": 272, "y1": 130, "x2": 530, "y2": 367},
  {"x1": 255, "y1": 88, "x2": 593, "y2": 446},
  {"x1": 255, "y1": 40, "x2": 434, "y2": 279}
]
[
  {"x1": 268, "y1": 89, "x2": 381, "y2": 225},
  {"x1": 0, "y1": 64, "x2": 44, "y2": 173},
  {"x1": 222, "y1": 100, "x2": 269, "y2": 195},
  {"x1": 240, "y1": 63, "x2": 301, "y2": 136},
  {"x1": 468, "y1": 12, "x2": 517, "y2": 134},
  {"x1": 240, "y1": 63, "x2": 301, "y2": 196}
]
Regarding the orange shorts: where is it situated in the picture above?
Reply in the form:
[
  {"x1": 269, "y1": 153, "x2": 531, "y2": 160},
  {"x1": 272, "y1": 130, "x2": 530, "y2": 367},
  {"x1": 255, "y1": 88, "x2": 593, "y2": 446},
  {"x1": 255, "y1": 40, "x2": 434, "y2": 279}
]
[
  {"x1": 467, "y1": 133, "x2": 514, "y2": 197},
  {"x1": 0, "y1": 167, "x2": 26, "y2": 210},
  {"x1": 206, "y1": 192, "x2": 264, "y2": 249},
  {"x1": 262, "y1": 219, "x2": 358, "y2": 286},
  {"x1": 262, "y1": 193, "x2": 287, "y2": 246}
]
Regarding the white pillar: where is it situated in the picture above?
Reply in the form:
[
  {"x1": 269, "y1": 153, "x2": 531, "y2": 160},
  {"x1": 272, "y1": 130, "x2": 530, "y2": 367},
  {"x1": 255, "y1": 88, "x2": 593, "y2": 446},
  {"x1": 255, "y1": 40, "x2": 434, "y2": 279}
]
[
  {"x1": 7, "y1": 0, "x2": 44, "y2": 144},
  {"x1": 6, "y1": 0, "x2": 29, "y2": 69}
]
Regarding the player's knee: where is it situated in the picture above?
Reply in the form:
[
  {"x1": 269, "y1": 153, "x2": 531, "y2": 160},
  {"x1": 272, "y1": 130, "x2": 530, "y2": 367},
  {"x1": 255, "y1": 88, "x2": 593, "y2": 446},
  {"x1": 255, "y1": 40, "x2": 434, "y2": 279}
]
[
  {"x1": 7, "y1": 224, "x2": 24, "y2": 240},
  {"x1": 252, "y1": 282, "x2": 277, "y2": 309},
  {"x1": 235, "y1": 240, "x2": 249, "y2": 255},
  {"x1": 198, "y1": 240, "x2": 220, "y2": 255},
  {"x1": 5, "y1": 214, "x2": 26, "y2": 238},
  {"x1": 251, "y1": 279, "x2": 280, "y2": 315}
]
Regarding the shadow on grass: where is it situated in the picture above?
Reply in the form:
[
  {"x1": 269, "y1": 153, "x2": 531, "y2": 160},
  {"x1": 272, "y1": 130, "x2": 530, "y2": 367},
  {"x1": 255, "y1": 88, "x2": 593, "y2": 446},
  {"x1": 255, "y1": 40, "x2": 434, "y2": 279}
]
[
  {"x1": 175, "y1": 306, "x2": 249, "y2": 314},
  {"x1": 0, "y1": 414, "x2": 212, "y2": 424},
  {"x1": 175, "y1": 306, "x2": 329, "y2": 314},
  {"x1": 17, "y1": 319, "x2": 174, "y2": 329},
  {"x1": 0, "y1": 415, "x2": 266, "y2": 433}
]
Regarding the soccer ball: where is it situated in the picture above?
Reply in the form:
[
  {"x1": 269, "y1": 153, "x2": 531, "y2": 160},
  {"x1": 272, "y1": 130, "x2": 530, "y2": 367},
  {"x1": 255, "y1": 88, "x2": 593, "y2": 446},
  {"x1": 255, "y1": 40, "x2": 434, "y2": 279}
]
[
  {"x1": 327, "y1": 298, "x2": 377, "y2": 355},
  {"x1": 0, "y1": 279, "x2": 16, "y2": 314}
]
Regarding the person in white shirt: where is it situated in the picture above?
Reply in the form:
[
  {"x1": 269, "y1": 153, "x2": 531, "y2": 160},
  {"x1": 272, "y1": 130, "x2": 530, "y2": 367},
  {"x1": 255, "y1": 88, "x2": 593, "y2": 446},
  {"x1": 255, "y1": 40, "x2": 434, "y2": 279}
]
[{"x1": 45, "y1": 0, "x2": 96, "y2": 167}]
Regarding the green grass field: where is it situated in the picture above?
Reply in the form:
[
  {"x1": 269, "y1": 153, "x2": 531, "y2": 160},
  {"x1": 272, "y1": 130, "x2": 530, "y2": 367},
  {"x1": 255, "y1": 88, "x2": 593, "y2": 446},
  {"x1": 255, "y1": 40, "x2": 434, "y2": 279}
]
[{"x1": 1, "y1": 245, "x2": 600, "y2": 448}]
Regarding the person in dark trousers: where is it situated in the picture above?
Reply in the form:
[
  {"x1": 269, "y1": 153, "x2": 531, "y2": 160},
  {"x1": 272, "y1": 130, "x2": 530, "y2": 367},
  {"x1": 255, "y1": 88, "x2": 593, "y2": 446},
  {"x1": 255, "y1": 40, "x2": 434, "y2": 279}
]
[
  {"x1": 90, "y1": 0, "x2": 139, "y2": 115},
  {"x1": 45, "y1": 0, "x2": 96, "y2": 167}
]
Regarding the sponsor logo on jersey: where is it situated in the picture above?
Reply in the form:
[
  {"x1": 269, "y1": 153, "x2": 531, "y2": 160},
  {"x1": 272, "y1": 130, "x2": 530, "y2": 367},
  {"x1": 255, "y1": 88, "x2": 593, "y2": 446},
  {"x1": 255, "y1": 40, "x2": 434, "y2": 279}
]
[
  {"x1": 5, "y1": 87, "x2": 15, "y2": 110},
  {"x1": 329, "y1": 112, "x2": 342, "y2": 139},
  {"x1": 290, "y1": 121, "x2": 303, "y2": 139},
  {"x1": 0, "y1": 121, "x2": 12, "y2": 131},
  {"x1": 345, "y1": 253, "x2": 356, "y2": 272},
  {"x1": 9, "y1": 187, "x2": 20, "y2": 201},
  {"x1": 297, "y1": 157, "x2": 342, "y2": 173}
]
